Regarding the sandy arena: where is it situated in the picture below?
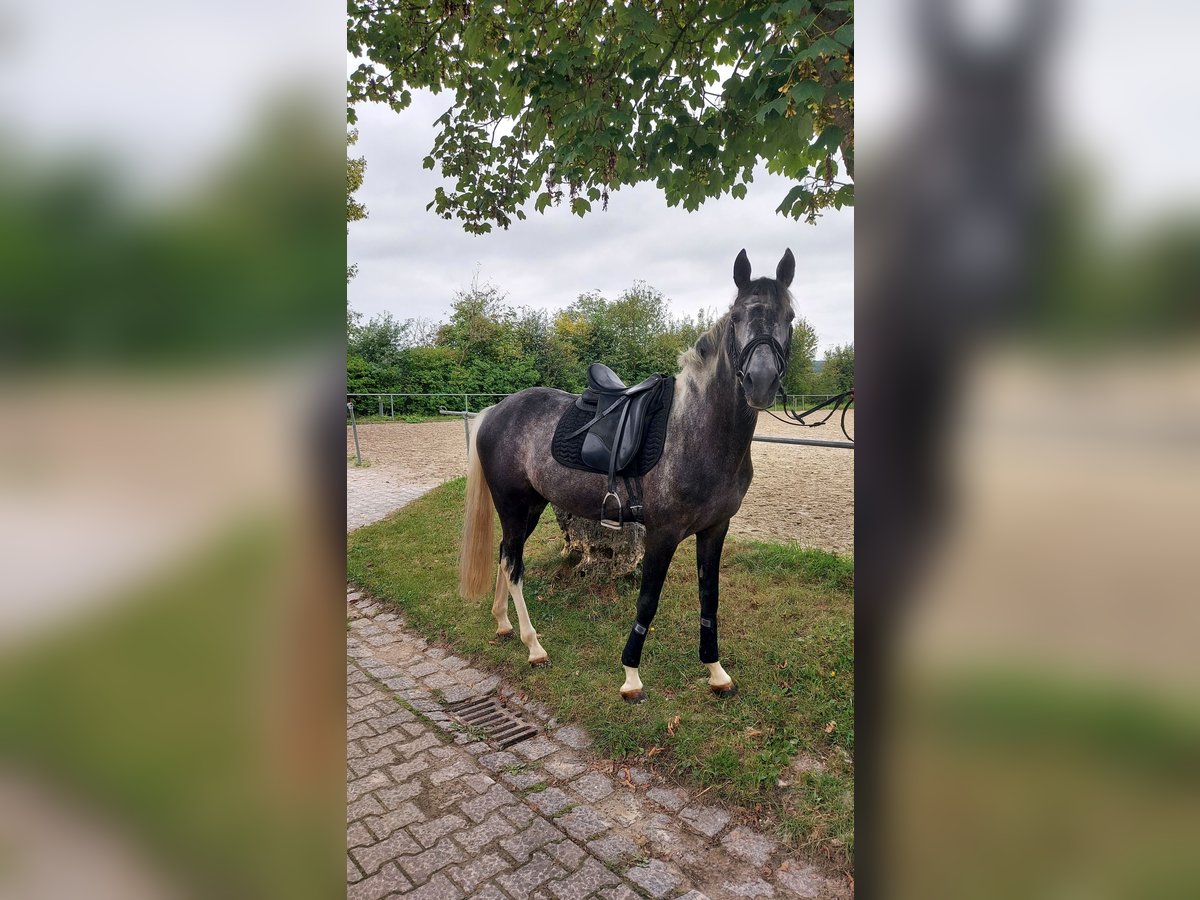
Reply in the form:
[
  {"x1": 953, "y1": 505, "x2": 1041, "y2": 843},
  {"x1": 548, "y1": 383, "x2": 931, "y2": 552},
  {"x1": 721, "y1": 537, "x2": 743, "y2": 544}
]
[{"x1": 347, "y1": 411, "x2": 853, "y2": 555}]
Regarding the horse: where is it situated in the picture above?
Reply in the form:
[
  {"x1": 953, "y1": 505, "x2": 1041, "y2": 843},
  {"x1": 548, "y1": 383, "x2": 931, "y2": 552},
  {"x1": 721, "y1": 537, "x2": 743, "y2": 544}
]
[{"x1": 458, "y1": 249, "x2": 796, "y2": 702}]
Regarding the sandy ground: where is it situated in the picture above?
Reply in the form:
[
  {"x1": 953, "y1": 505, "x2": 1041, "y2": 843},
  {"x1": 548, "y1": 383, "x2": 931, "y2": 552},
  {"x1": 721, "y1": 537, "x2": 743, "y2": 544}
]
[{"x1": 347, "y1": 410, "x2": 853, "y2": 555}]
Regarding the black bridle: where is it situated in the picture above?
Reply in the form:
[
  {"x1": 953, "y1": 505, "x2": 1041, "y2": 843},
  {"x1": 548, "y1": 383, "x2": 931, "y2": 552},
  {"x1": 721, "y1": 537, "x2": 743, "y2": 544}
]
[{"x1": 728, "y1": 325, "x2": 789, "y2": 384}]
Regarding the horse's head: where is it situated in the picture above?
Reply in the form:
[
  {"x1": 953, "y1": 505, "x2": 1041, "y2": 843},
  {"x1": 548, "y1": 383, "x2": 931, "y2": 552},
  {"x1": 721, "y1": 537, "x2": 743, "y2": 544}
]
[{"x1": 730, "y1": 248, "x2": 795, "y2": 410}]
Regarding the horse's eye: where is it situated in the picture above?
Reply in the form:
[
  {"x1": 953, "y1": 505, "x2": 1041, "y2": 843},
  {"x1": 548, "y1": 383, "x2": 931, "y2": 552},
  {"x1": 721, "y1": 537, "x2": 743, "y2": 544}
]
[
  {"x1": 730, "y1": 311, "x2": 742, "y2": 324},
  {"x1": 786, "y1": 311, "x2": 795, "y2": 323}
]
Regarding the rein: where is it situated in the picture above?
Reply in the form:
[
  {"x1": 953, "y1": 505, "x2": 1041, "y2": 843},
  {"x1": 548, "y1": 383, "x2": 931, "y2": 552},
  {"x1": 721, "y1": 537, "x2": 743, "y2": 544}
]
[{"x1": 766, "y1": 389, "x2": 855, "y2": 443}]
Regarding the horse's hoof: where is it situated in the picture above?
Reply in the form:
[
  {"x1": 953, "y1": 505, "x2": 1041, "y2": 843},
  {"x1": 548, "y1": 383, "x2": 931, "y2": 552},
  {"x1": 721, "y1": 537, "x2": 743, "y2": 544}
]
[
  {"x1": 710, "y1": 681, "x2": 738, "y2": 699},
  {"x1": 496, "y1": 629, "x2": 514, "y2": 640},
  {"x1": 621, "y1": 690, "x2": 646, "y2": 704},
  {"x1": 529, "y1": 656, "x2": 551, "y2": 668}
]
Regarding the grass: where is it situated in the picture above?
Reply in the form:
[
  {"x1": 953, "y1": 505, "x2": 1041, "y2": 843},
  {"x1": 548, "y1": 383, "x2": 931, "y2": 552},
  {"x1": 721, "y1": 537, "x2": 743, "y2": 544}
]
[{"x1": 347, "y1": 478, "x2": 854, "y2": 870}]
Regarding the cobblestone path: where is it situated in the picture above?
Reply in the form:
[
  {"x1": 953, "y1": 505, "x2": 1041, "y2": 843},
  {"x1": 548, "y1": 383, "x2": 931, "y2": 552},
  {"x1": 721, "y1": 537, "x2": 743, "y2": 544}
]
[{"x1": 347, "y1": 589, "x2": 848, "y2": 899}]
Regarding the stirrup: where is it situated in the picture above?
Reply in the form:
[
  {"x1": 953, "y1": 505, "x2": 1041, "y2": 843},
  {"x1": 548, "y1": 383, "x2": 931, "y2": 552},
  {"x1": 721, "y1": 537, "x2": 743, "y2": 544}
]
[{"x1": 600, "y1": 491, "x2": 622, "y2": 530}]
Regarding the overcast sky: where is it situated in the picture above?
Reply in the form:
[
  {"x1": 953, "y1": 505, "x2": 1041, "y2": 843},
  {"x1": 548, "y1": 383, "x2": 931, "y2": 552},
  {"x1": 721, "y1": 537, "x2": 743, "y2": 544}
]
[{"x1": 347, "y1": 89, "x2": 854, "y2": 356}]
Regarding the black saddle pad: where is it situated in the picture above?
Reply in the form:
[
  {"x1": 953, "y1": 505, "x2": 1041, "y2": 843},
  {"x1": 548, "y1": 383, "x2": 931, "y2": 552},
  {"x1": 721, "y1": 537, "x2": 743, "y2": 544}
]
[{"x1": 551, "y1": 376, "x2": 675, "y2": 476}]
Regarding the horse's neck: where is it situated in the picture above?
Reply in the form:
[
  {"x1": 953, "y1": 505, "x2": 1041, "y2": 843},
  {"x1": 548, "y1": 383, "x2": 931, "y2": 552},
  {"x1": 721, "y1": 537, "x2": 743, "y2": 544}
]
[{"x1": 676, "y1": 361, "x2": 758, "y2": 469}]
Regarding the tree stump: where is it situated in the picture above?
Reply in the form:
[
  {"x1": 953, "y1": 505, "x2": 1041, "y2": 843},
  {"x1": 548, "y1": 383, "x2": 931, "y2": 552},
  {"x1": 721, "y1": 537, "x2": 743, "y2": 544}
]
[{"x1": 553, "y1": 505, "x2": 645, "y2": 578}]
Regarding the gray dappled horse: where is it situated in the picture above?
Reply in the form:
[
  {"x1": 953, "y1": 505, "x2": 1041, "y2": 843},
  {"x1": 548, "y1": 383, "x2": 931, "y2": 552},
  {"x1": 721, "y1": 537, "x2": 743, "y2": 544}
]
[{"x1": 459, "y1": 249, "x2": 795, "y2": 701}]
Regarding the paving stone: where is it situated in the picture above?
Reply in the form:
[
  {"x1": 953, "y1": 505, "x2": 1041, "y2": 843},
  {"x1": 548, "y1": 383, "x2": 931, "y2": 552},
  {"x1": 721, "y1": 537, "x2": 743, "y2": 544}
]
[
  {"x1": 348, "y1": 770, "x2": 391, "y2": 803},
  {"x1": 429, "y1": 757, "x2": 476, "y2": 785},
  {"x1": 347, "y1": 794, "x2": 384, "y2": 822},
  {"x1": 570, "y1": 772, "x2": 615, "y2": 803},
  {"x1": 351, "y1": 830, "x2": 422, "y2": 876},
  {"x1": 675, "y1": 892, "x2": 714, "y2": 900},
  {"x1": 349, "y1": 748, "x2": 397, "y2": 778},
  {"x1": 500, "y1": 767, "x2": 545, "y2": 791},
  {"x1": 442, "y1": 684, "x2": 478, "y2": 703},
  {"x1": 462, "y1": 773, "x2": 496, "y2": 794},
  {"x1": 626, "y1": 766, "x2": 653, "y2": 786},
  {"x1": 461, "y1": 741, "x2": 491, "y2": 756},
  {"x1": 348, "y1": 860, "x2": 412, "y2": 899},
  {"x1": 511, "y1": 735, "x2": 558, "y2": 760},
  {"x1": 441, "y1": 654, "x2": 468, "y2": 671},
  {"x1": 527, "y1": 786, "x2": 573, "y2": 816},
  {"x1": 347, "y1": 722, "x2": 374, "y2": 741},
  {"x1": 474, "y1": 675, "x2": 502, "y2": 694},
  {"x1": 678, "y1": 804, "x2": 731, "y2": 838},
  {"x1": 547, "y1": 856, "x2": 621, "y2": 900},
  {"x1": 402, "y1": 722, "x2": 428, "y2": 738},
  {"x1": 347, "y1": 822, "x2": 373, "y2": 849},
  {"x1": 365, "y1": 801, "x2": 426, "y2": 840},
  {"x1": 499, "y1": 818, "x2": 566, "y2": 863},
  {"x1": 362, "y1": 729, "x2": 410, "y2": 754},
  {"x1": 348, "y1": 706, "x2": 380, "y2": 727},
  {"x1": 406, "y1": 872, "x2": 465, "y2": 900},
  {"x1": 647, "y1": 787, "x2": 689, "y2": 812},
  {"x1": 624, "y1": 858, "x2": 683, "y2": 899},
  {"x1": 468, "y1": 886, "x2": 507, "y2": 900},
  {"x1": 425, "y1": 647, "x2": 448, "y2": 660},
  {"x1": 500, "y1": 802, "x2": 536, "y2": 827},
  {"x1": 347, "y1": 591, "x2": 363, "y2": 602},
  {"x1": 461, "y1": 783, "x2": 518, "y2": 823},
  {"x1": 411, "y1": 812, "x2": 468, "y2": 849},
  {"x1": 553, "y1": 725, "x2": 593, "y2": 750},
  {"x1": 399, "y1": 733, "x2": 443, "y2": 758},
  {"x1": 721, "y1": 826, "x2": 779, "y2": 869},
  {"x1": 347, "y1": 855, "x2": 363, "y2": 884},
  {"x1": 390, "y1": 754, "x2": 432, "y2": 782},
  {"x1": 495, "y1": 851, "x2": 567, "y2": 898},
  {"x1": 383, "y1": 675, "x2": 418, "y2": 691},
  {"x1": 424, "y1": 671, "x2": 461, "y2": 690},
  {"x1": 774, "y1": 863, "x2": 829, "y2": 898},
  {"x1": 430, "y1": 746, "x2": 459, "y2": 760},
  {"x1": 556, "y1": 805, "x2": 611, "y2": 841},
  {"x1": 349, "y1": 693, "x2": 386, "y2": 711},
  {"x1": 455, "y1": 667, "x2": 488, "y2": 685},
  {"x1": 410, "y1": 662, "x2": 440, "y2": 678},
  {"x1": 599, "y1": 888, "x2": 642, "y2": 900},
  {"x1": 373, "y1": 708, "x2": 417, "y2": 730},
  {"x1": 454, "y1": 812, "x2": 517, "y2": 855},
  {"x1": 585, "y1": 833, "x2": 640, "y2": 865},
  {"x1": 541, "y1": 753, "x2": 588, "y2": 780},
  {"x1": 478, "y1": 750, "x2": 521, "y2": 772},
  {"x1": 377, "y1": 780, "x2": 422, "y2": 809},
  {"x1": 447, "y1": 852, "x2": 511, "y2": 893},
  {"x1": 347, "y1": 739, "x2": 367, "y2": 760},
  {"x1": 545, "y1": 839, "x2": 587, "y2": 870},
  {"x1": 398, "y1": 837, "x2": 469, "y2": 886},
  {"x1": 725, "y1": 877, "x2": 776, "y2": 897}
]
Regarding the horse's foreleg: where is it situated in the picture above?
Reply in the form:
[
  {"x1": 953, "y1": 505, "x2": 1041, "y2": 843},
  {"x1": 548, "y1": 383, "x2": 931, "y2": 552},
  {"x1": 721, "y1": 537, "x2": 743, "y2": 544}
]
[
  {"x1": 697, "y1": 520, "x2": 736, "y2": 697},
  {"x1": 492, "y1": 565, "x2": 513, "y2": 638},
  {"x1": 620, "y1": 532, "x2": 679, "y2": 703}
]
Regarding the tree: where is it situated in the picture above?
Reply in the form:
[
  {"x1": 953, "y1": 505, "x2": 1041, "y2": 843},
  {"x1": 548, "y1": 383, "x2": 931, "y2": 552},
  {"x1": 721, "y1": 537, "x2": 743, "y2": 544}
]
[
  {"x1": 781, "y1": 315, "x2": 820, "y2": 396},
  {"x1": 347, "y1": 130, "x2": 367, "y2": 282},
  {"x1": 817, "y1": 342, "x2": 854, "y2": 393},
  {"x1": 348, "y1": 311, "x2": 411, "y2": 370},
  {"x1": 347, "y1": 1, "x2": 853, "y2": 233}
]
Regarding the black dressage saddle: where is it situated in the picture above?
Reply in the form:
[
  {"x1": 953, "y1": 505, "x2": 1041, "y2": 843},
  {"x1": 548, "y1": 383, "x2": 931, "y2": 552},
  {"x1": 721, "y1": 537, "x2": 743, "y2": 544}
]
[{"x1": 550, "y1": 364, "x2": 674, "y2": 529}]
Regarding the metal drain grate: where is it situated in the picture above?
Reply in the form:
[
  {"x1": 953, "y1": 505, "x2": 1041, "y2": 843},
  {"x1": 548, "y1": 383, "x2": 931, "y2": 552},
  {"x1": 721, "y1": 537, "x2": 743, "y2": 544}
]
[{"x1": 446, "y1": 696, "x2": 539, "y2": 748}]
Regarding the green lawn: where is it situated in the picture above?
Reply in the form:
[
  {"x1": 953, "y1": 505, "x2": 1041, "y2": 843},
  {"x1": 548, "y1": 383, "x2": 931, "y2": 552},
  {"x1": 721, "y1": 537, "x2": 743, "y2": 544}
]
[{"x1": 347, "y1": 478, "x2": 854, "y2": 870}]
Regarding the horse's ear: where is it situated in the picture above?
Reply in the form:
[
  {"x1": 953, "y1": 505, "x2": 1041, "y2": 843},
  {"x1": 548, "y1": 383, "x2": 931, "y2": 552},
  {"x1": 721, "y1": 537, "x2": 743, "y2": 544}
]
[
  {"x1": 776, "y1": 249, "x2": 795, "y2": 287},
  {"x1": 733, "y1": 249, "x2": 751, "y2": 290}
]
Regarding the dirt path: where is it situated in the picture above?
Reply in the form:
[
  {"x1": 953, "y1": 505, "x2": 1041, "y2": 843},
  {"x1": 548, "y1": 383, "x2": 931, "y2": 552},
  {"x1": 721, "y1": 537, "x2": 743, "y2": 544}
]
[{"x1": 348, "y1": 411, "x2": 853, "y2": 556}]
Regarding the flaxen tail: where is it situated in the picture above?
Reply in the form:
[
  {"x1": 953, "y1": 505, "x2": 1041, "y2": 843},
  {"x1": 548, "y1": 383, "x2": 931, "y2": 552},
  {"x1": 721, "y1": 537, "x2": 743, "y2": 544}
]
[{"x1": 458, "y1": 407, "x2": 495, "y2": 598}]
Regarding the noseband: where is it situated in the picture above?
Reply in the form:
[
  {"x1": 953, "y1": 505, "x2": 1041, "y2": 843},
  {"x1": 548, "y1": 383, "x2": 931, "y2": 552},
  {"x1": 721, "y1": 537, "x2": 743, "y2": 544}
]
[{"x1": 728, "y1": 324, "x2": 789, "y2": 383}]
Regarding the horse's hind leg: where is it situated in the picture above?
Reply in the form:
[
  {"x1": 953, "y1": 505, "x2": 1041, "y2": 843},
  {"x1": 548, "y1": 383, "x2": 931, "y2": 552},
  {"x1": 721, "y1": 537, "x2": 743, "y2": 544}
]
[
  {"x1": 696, "y1": 519, "x2": 736, "y2": 697},
  {"x1": 492, "y1": 566, "x2": 513, "y2": 638},
  {"x1": 497, "y1": 498, "x2": 550, "y2": 666},
  {"x1": 491, "y1": 500, "x2": 546, "y2": 641}
]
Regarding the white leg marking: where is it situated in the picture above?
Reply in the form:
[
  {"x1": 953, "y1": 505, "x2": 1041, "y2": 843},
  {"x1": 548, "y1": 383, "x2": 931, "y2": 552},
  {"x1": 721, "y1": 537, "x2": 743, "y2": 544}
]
[
  {"x1": 706, "y1": 661, "x2": 732, "y2": 689},
  {"x1": 506, "y1": 574, "x2": 548, "y2": 664},
  {"x1": 621, "y1": 665, "x2": 643, "y2": 696},
  {"x1": 491, "y1": 565, "x2": 512, "y2": 635}
]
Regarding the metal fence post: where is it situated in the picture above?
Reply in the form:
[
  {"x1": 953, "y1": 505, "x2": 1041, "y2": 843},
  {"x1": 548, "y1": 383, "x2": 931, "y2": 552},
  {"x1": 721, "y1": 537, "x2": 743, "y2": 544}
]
[
  {"x1": 378, "y1": 396, "x2": 385, "y2": 417},
  {"x1": 390, "y1": 394, "x2": 395, "y2": 418},
  {"x1": 347, "y1": 401, "x2": 362, "y2": 466},
  {"x1": 463, "y1": 393, "x2": 470, "y2": 455}
]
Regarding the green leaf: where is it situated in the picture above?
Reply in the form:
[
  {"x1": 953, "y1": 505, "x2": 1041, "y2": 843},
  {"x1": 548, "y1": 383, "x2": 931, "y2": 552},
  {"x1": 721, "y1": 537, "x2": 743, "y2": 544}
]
[
  {"x1": 731, "y1": 183, "x2": 747, "y2": 200},
  {"x1": 570, "y1": 197, "x2": 591, "y2": 217}
]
